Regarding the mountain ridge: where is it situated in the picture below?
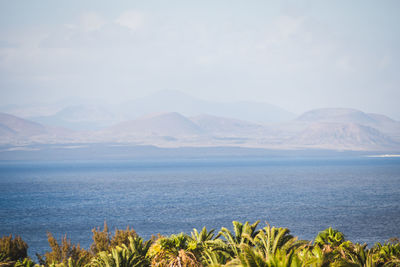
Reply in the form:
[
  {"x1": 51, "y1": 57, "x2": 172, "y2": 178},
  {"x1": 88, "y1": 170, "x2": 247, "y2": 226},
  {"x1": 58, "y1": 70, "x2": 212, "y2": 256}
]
[
  {"x1": 3, "y1": 90, "x2": 296, "y2": 131},
  {"x1": 0, "y1": 107, "x2": 399, "y2": 151}
]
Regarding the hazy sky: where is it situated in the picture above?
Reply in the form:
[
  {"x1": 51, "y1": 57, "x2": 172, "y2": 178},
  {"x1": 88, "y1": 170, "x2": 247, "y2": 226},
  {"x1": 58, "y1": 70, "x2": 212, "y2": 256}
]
[{"x1": 0, "y1": 0, "x2": 399, "y2": 119}]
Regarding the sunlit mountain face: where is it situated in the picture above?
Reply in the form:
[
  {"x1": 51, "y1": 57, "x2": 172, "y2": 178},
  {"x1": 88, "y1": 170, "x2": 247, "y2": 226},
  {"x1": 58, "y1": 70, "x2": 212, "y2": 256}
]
[{"x1": 1, "y1": 103, "x2": 399, "y2": 152}]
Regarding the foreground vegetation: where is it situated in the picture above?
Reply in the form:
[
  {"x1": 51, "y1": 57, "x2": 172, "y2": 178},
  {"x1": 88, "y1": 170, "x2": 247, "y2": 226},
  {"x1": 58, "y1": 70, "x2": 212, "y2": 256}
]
[{"x1": 1, "y1": 221, "x2": 399, "y2": 267}]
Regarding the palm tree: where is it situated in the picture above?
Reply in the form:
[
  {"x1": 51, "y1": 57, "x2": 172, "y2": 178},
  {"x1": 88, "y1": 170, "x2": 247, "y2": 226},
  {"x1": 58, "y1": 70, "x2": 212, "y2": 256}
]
[
  {"x1": 191, "y1": 227, "x2": 228, "y2": 266},
  {"x1": 238, "y1": 244, "x2": 302, "y2": 267},
  {"x1": 253, "y1": 224, "x2": 300, "y2": 257},
  {"x1": 14, "y1": 258, "x2": 35, "y2": 267},
  {"x1": 218, "y1": 221, "x2": 260, "y2": 257},
  {"x1": 337, "y1": 242, "x2": 378, "y2": 267},
  {"x1": 89, "y1": 245, "x2": 145, "y2": 267},
  {"x1": 88, "y1": 235, "x2": 151, "y2": 267},
  {"x1": 237, "y1": 245, "x2": 269, "y2": 267},
  {"x1": 191, "y1": 227, "x2": 217, "y2": 252},
  {"x1": 372, "y1": 241, "x2": 400, "y2": 266},
  {"x1": 314, "y1": 228, "x2": 345, "y2": 247},
  {"x1": 233, "y1": 223, "x2": 304, "y2": 267},
  {"x1": 191, "y1": 227, "x2": 216, "y2": 244},
  {"x1": 149, "y1": 233, "x2": 202, "y2": 267},
  {"x1": 126, "y1": 236, "x2": 152, "y2": 266},
  {"x1": 201, "y1": 249, "x2": 233, "y2": 267},
  {"x1": 297, "y1": 240, "x2": 359, "y2": 267},
  {"x1": 296, "y1": 244, "x2": 335, "y2": 267}
]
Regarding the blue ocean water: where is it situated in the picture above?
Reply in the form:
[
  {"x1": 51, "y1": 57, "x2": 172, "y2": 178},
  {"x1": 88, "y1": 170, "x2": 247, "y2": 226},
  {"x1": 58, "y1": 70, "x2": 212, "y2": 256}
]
[{"x1": 0, "y1": 156, "x2": 400, "y2": 257}]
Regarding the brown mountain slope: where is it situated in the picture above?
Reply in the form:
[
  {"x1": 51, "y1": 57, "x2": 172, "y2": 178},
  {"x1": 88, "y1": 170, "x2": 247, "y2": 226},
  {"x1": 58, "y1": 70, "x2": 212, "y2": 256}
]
[
  {"x1": 0, "y1": 112, "x2": 47, "y2": 137},
  {"x1": 291, "y1": 122, "x2": 398, "y2": 150},
  {"x1": 190, "y1": 114, "x2": 266, "y2": 136},
  {"x1": 103, "y1": 112, "x2": 204, "y2": 138}
]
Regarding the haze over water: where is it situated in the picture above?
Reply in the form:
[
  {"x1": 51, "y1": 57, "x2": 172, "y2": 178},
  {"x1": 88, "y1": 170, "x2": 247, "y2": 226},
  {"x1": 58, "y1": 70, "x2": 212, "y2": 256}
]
[
  {"x1": 1, "y1": 1, "x2": 400, "y2": 119},
  {"x1": 1, "y1": 1, "x2": 400, "y2": 263},
  {"x1": 1, "y1": 156, "x2": 399, "y2": 257}
]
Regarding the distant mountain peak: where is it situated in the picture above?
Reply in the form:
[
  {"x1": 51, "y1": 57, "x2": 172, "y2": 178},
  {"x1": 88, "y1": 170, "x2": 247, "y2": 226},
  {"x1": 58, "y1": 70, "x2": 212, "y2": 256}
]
[
  {"x1": 292, "y1": 122, "x2": 397, "y2": 150},
  {"x1": 296, "y1": 108, "x2": 380, "y2": 125},
  {"x1": 1, "y1": 108, "x2": 399, "y2": 151},
  {"x1": 0, "y1": 112, "x2": 47, "y2": 136},
  {"x1": 147, "y1": 89, "x2": 197, "y2": 99},
  {"x1": 121, "y1": 89, "x2": 296, "y2": 123},
  {"x1": 138, "y1": 111, "x2": 186, "y2": 120},
  {"x1": 105, "y1": 111, "x2": 203, "y2": 138},
  {"x1": 297, "y1": 107, "x2": 366, "y2": 119}
]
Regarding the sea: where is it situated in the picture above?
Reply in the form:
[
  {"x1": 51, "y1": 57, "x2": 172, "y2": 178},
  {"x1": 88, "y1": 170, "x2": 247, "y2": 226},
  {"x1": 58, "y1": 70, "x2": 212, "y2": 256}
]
[{"x1": 1, "y1": 156, "x2": 400, "y2": 257}]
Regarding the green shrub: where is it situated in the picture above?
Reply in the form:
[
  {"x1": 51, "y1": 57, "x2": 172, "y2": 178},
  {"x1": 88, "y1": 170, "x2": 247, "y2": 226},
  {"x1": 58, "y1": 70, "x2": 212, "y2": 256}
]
[
  {"x1": 14, "y1": 257, "x2": 35, "y2": 267},
  {"x1": 0, "y1": 234, "x2": 28, "y2": 262},
  {"x1": 36, "y1": 232, "x2": 91, "y2": 266},
  {"x1": 110, "y1": 226, "x2": 137, "y2": 249},
  {"x1": 4, "y1": 222, "x2": 400, "y2": 266},
  {"x1": 90, "y1": 222, "x2": 138, "y2": 254}
]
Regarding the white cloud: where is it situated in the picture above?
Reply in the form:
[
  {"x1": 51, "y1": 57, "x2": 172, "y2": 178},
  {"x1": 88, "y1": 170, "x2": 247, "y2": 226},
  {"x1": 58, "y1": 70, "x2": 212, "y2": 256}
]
[
  {"x1": 275, "y1": 15, "x2": 305, "y2": 40},
  {"x1": 64, "y1": 23, "x2": 77, "y2": 30},
  {"x1": 262, "y1": 15, "x2": 306, "y2": 46},
  {"x1": 0, "y1": 4, "x2": 399, "y2": 119},
  {"x1": 336, "y1": 57, "x2": 355, "y2": 73},
  {"x1": 378, "y1": 55, "x2": 390, "y2": 70},
  {"x1": 80, "y1": 12, "x2": 106, "y2": 32},
  {"x1": 115, "y1": 10, "x2": 144, "y2": 31}
]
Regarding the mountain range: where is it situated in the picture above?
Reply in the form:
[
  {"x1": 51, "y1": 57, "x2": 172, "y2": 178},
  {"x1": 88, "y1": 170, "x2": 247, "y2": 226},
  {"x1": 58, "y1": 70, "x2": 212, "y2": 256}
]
[
  {"x1": 0, "y1": 90, "x2": 295, "y2": 131},
  {"x1": 118, "y1": 90, "x2": 295, "y2": 123},
  {"x1": 1, "y1": 105, "x2": 399, "y2": 151}
]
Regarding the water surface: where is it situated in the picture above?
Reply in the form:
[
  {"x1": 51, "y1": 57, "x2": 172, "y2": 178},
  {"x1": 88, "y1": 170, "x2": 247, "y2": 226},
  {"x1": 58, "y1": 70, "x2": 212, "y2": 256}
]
[{"x1": 0, "y1": 157, "x2": 399, "y2": 256}]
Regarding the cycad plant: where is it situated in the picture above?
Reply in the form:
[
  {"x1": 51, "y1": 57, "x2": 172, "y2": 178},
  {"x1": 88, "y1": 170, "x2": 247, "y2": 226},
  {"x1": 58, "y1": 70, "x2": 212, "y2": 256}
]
[
  {"x1": 14, "y1": 258, "x2": 35, "y2": 267},
  {"x1": 238, "y1": 244, "x2": 302, "y2": 267},
  {"x1": 236, "y1": 223, "x2": 303, "y2": 267},
  {"x1": 149, "y1": 233, "x2": 202, "y2": 267},
  {"x1": 339, "y1": 242, "x2": 378, "y2": 267},
  {"x1": 372, "y1": 241, "x2": 400, "y2": 266},
  {"x1": 3, "y1": 221, "x2": 400, "y2": 267},
  {"x1": 314, "y1": 227, "x2": 345, "y2": 247},
  {"x1": 296, "y1": 243, "x2": 337, "y2": 267},
  {"x1": 218, "y1": 221, "x2": 260, "y2": 257},
  {"x1": 201, "y1": 249, "x2": 232, "y2": 267},
  {"x1": 191, "y1": 227, "x2": 216, "y2": 244},
  {"x1": 191, "y1": 227, "x2": 219, "y2": 258},
  {"x1": 89, "y1": 236, "x2": 151, "y2": 267},
  {"x1": 125, "y1": 236, "x2": 152, "y2": 266},
  {"x1": 89, "y1": 245, "x2": 145, "y2": 267},
  {"x1": 253, "y1": 224, "x2": 300, "y2": 257}
]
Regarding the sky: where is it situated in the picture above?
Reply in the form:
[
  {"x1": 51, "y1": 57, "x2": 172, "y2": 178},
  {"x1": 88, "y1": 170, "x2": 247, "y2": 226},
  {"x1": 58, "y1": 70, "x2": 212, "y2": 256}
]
[{"x1": 0, "y1": 0, "x2": 399, "y2": 119}]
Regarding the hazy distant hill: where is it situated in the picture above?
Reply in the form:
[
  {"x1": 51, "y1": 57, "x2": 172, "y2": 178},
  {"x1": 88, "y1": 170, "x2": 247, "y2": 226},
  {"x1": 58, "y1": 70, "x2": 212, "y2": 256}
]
[
  {"x1": 295, "y1": 108, "x2": 400, "y2": 142},
  {"x1": 190, "y1": 114, "x2": 265, "y2": 136},
  {"x1": 99, "y1": 112, "x2": 204, "y2": 143},
  {"x1": 0, "y1": 112, "x2": 76, "y2": 144},
  {"x1": 6, "y1": 90, "x2": 295, "y2": 131},
  {"x1": 297, "y1": 108, "x2": 376, "y2": 124},
  {"x1": 0, "y1": 112, "x2": 47, "y2": 137},
  {"x1": 1, "y1": 107, "x2": 399, "y2": 152},
  {"x1": 97, "y1": 110, "x2": 400, "y2": 151},
  {"x1": 119, "y1": 90, "x2": 295, "y2": 123},
  {"x1": 296, "y1": 108, "x2": 399, "y2": 129},
  {"x1": 0, "y1": 103, "x2": 64, "y2": 118},
  {"x1": 291, "y1": 122, "x2": 397, "y2": 150},
  {"x1": 0, "y1": 112, "x2": 48, "y2": 144},
  {"x1": 0, "y1": 123, "x2": 15, "y2": 137},
  {"x1": 30, "y1": 105, "x2": 119, "y2": 131}
]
